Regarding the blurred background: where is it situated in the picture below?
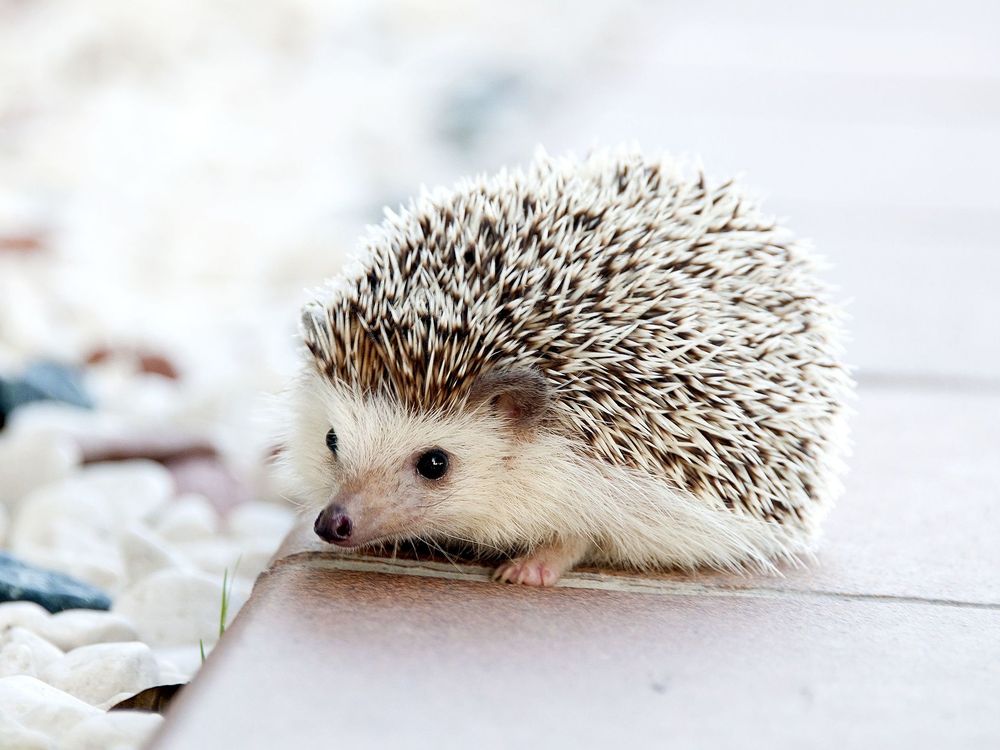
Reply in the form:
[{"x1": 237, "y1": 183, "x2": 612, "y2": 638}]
[{"x1": 2, "y1": 0, "x2": 998, "y2": 472}]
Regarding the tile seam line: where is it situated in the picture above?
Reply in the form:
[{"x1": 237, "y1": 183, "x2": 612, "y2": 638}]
[{"x1": 265, "y1": 552, "x2": 1000, "y2": 611}]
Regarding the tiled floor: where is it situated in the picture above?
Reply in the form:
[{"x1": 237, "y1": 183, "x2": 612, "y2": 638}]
[
  {"x1": 150, "y1": 562, "x2": 998, "y2": 749},
  {"x1": 149, "y1": 385, "x2": 1000, "y2": 748}
]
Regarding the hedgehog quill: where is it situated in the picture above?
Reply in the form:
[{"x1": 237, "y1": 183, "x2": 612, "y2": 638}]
[{"x1": 283, "y1": 148, "x2": 852, "y2": 586}]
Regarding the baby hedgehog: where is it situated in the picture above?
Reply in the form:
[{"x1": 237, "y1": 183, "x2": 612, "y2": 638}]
[{"x1": 285, "y1": 148, "x2": 852, "y2": 586}]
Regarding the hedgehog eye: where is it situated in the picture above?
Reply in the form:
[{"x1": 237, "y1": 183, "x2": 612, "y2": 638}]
[
  {"x1": 415, "y1": 448, "x2": 449, "y2": 480},
  {"x1": 325, "y1": 428, "x2": 338, "y2": 456}
]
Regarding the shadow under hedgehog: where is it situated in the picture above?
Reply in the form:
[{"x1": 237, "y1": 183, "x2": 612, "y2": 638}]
[{"x1": 281, "y1": 147, "x2": 853, "y2": 586}]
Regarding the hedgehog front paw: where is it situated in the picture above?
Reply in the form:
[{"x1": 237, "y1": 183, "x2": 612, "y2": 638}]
[
  {"x1": 491, "y1": 540, "x2": 588, "y2": 586},
  {"x1": 493, "y1": 557, "x2": 562, "y2": 586}
]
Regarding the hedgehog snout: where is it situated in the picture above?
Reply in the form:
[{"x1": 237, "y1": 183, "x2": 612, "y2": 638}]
[{"x1": 314, "y1": 504, "x2": 353, "y2": 544}]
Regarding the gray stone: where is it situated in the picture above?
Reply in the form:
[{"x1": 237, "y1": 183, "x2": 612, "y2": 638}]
[
  {"x1": 0, "y1": 553, "x2": 111, "y2": 613},
  {"x1": 0, "y1": 362, "x2": 93, "y2": 429}
]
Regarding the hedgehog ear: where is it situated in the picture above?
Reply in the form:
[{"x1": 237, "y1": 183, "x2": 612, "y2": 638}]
[
  {"x1": 468, "y1": 367, "x2": 550, "y2": 433},
  {"x1": 300, "y1": 303, "x2": 332, "y2": 361}
]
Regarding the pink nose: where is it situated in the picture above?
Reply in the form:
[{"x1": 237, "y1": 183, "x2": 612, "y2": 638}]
[{"x1": 314, "y1": 505, "x2": 353, "y2": 543}]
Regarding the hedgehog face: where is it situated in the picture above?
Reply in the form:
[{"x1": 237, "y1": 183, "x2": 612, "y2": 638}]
[{"x1": 285, "y1": 367, "x2": 556, "y2": 551}]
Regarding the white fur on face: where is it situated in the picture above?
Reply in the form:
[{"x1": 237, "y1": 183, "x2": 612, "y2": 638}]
[{"x1": 281, "y1": 368, "x2": 551, "y2": 548}]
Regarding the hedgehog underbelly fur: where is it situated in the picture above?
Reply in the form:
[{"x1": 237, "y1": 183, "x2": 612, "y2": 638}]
[{"x1": 287, "y1": 147, "x2": 853, "y2": 586}]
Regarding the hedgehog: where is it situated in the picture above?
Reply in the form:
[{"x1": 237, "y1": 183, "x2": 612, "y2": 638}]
[{"x1": 283, "y1": 148, "x2": 852, "y2": 586}]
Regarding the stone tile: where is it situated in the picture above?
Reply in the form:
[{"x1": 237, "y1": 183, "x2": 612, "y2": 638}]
[{"x1": 148, "y1": 563, "x2": 999, "y2": 750}]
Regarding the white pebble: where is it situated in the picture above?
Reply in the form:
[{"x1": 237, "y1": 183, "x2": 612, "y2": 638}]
[
  {"x1": 225, "y1": 501, "x2": 295, "y2": 542},
  {"x1": 0, "y1": 718, "x2": 53, "y2": 750},
  {"x1": 61, "y1": 709, "x2": 163, "y2": 750},
  {"x1": 153, "y1": 644, "x2": 205, "y2": 681},
  {"x1": 41, "y1": 641, "x2": 160, "y2": 707},
  {"x1": 85, "y1": 366, "x2": 182, "y2": 425},
  {"x1": 0, "y1": 429, "x2": 80, "y2": 514},
  {"x1": 5, "y1": 402, "x2": 126, "y2": 446},
  {"x1": 152, "y1": 493, "x2": 218, "y2": 542},
  {"x1": 120, "y1": 524, "x2": 193, "y2": 585},
  {"x1": 174, "y1": 537, "x2": 244, "y2": 580},
  {"x1": 0, "y1": 642, "x2": 34, "y2": 678},
  {"x1": 77, "y1": 460, "x2": 175, "y2": 523},
  {"x1": 151, "y1": 651, "x2": 190, "y2": 685},
  {"x1": 96, "y1": 691, "x2": 134, "y2": 711},
  {"x1": 38, "y1": 610, "x2": 138, "y2": 652},
  {"x1": 10, "y1": 544, "x2": 123, "y2": 594},
  {"x1": 0, "y1": 601, "x2": 50, "y2": 632},
  {"x1": 0, "y1": 675, "x2": 101, "y2": 745},
  {"x1": 10, "y1": 479, "x2": 125, "y2": 591},
  {"x1": 113, "y1": 569, "x2": 246, "y2": 648},
  {"x1": 0, "y1": 627, "x2": 63, "y2": 677}
]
